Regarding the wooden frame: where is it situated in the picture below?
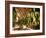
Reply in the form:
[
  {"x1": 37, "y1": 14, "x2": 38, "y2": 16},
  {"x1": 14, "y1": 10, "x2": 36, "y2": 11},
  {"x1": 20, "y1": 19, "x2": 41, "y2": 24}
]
[{"x1": 5, "y1": 1, "x2": 45, "y2": 37}]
